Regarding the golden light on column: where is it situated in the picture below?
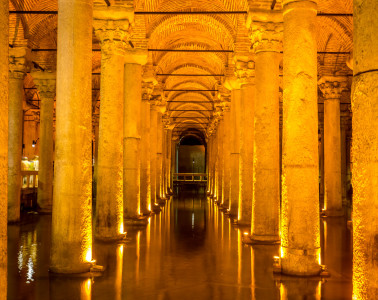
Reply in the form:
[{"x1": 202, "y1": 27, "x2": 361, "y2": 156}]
[{"x1": 81, "y1": 279, "x2": 92, "y2": 300}]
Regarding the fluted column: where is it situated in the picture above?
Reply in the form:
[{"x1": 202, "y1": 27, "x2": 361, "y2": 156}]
[
  {"x1": 318, "y1": 77, "x2": 347, "y2": 217},
  {"x1": 31, "y1": 71, "x2": 56, "y2": 214},
  {"x1": 140, "y1": 81, "x2": 155, "y2": 214},
  {"x1": 8, "y1": 47, "x2": 29, "y2": 223},
  {"x1": 51, "y1": 0, "x2": 94, "y2": 273},
  {"x1": 0, "y1": 1, "x2": 8, "y2": 298},
  {"x1": 352, "y1": 0, "x2": 378, "y2": 298},
  {"x1": 123, "y1": 50, "x2": 147, "y2": 219},
  {"x1": 221, "y1": 102, "x2": 231, "y2": 208},
  {"x1": 93, "y1": 6, "x2": 132, "y2": 239},
  {"x1": 235, "y1": 57, "x2": 255, "y2": 226},
  {"x1": 248, "y1": 12, "x2": 282, "y2": 240},
  {"x1": 281, "y1": 0, "x2": 320, "y2": 275}
]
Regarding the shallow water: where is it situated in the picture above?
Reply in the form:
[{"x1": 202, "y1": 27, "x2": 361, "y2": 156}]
[{"x1": 7, "y1": 187, "x2": 352, "y2": 299}]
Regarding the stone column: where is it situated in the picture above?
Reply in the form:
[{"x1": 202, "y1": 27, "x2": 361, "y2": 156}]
[
  {"x1": 123, "y1": 50, "x2": 147, "y2": 219},
  {"x1": 51, "y1": 0, "x2": 94, "y2": 273},
  {"x1": 156, "y1": 113, "x2": 163, "y2": 201},
  {"x1": 31, "y1": 71, "x2": 56, "y2": 213},
  {"x1": 93, "y1": 6, "x2": 132, "y2": 239},
  {"x1": 140, "y1": 81, "x2": 155, "y2": 214},
  {"x1": 216, "y1": 116, "x2": 224, "y2": 204},
  {"x1": 166, "y1": 128, "x2": 173, "y2": 194},
  {"x1": 0, "y1": 1, "x2": 8, "y2": 298},
  {"x1": 228, "y1": 84, "x2": 241, "y2": 217},
  {"x1": 221, "y1": 102, "x2": 231, "y2": 208},
  {"x1": 340, "y1": 118, "x2": 347, "y2": 202},
  {"x1": 281, "y1": 0, "x2": 320, "y2": 275},
  {"x1": 212, "y1": 127, "x2": 219, "y2": 199},
  {"x1": 248, "y1": 13, "x2": 282, "y2": 240},
  {"x1": 150, "y1": 104, "x2": 158, "y2": 205},
  {"x1": 171, "y1": 138, "x2": 177, "y2": 192},
  {"x1": 206, "y1": 134, "x2": 213, "y2": 195},
  {"x1": 352, "y1": 0, "x2": 378, "y2": 298},
  {"x1": 8, "y1": 47, "x2": 29, "y2": 223},
  {"x1": 318, "y1": 77, "x2": 347, "y2": 217}
]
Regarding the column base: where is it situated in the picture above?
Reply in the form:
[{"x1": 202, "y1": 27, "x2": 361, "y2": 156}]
[
  {"x1": 280, "y1": 246, "x2": 321, "y2": 276},
  {"x1": 243, "y1": 234, "x2": 280, "y2": 245},
  {"x1": 49, "y1": 263, "x2": 104, "y2": 277},
  {"x1": 124, "y1": 215, "x2": 148, "y2": 226}
]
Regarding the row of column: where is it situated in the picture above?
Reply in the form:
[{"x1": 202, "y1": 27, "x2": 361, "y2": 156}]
[{"x1": 207, "y1": 1, "x2": 377, "y2": 291}]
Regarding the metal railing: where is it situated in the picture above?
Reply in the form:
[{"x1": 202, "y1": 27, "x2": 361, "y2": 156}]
[{"x1": 173, "y1": 173, "x2": 207, "y2": 183}]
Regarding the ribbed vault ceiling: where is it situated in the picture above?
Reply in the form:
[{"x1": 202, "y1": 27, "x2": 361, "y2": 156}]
[{"x1": 9, "y1": 0, "x2": 353, "y2": 140}]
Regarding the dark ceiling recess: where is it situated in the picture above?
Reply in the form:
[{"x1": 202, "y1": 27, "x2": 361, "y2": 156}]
[{"x1": 180, "y1": 135, "x2": 203, "y2": 146}]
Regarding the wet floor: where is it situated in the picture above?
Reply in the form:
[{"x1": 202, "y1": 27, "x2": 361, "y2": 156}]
[{"x1": 7, "y1": 187, "x2": 352, "y2": 299}]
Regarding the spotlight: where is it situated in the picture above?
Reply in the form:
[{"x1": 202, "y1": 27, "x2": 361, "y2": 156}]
[{"x1": 32, "y1": 138, "x2": 39, "y2": 148}]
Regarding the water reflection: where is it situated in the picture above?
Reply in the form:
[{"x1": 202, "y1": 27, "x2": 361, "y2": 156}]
[{"x1": 7, "y1": 187, "x2": 353, "y2": 300}]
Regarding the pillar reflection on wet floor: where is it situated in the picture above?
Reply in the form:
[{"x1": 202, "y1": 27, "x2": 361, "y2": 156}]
[{"x1": 7, "y1": 188, "x2": 352, "y2": 299}]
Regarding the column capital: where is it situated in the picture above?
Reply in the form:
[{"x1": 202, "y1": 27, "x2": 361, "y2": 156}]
[
  {"x1": 93, "y1": 6, "x2": 134, "y2": 56},
  {"x1": 247, "y1": 13, "x2": 283, "y2": 53},
  {"x1": 234, "y1": 56, "x2": 255, "y2": 86},
  {"x1": 31, "y1": 70, "x2": 56, "y2": 99},
  {"x1": 9, "y1": 47, "x2": 31, "y2": 80},
  {"x1": 318, "y1": 76, "x2": 348, "y2": 100},
  {"x1": 142, "y1": 81, "x2": 156, "y2": 102}
]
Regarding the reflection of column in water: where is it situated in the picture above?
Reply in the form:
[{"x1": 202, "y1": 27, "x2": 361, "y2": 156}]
[
  {"x1": 136, "y1": 231, "x2": 141, "y2": 284},
  {"x1": 279, "y1": 278, "x2": 321, "y2": 300},
  {"x1": 81, "y1": 279, "x2": 92, "y2": 300},
  {"x1": 251, "y1": 245, "x2": 280, "y2": 299},
  {"x1": 115, "y1": 245, "x2": 124, "y2": 300}
]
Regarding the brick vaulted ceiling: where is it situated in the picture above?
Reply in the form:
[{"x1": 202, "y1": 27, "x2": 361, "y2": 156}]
[{"x1": 9, "y1": 0, "x2": 353, "y2": 140}]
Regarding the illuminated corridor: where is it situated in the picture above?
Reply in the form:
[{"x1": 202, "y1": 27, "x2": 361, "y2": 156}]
[{"x1": 8, "y1": 188, "x2": 352, "y2": 299}]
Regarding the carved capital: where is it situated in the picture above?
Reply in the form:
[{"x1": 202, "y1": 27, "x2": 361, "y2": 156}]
[
  {"x1": 142, "y1": 81, "x2": 156, "y2": 101},
  {"x1": 31, "y1": 71, "x2": 56, "y2": 99},
  {"x1": 9, "y1": 47, "x2": 31, "y2": 80},
  {"x1": 249, "y1": 21, "x2": 283, "y2": 53},
  {"x1": 234, "y1": 57, "x2": 255, "y2": 86},
  {"x1": 318, "y1": 76, "x2": 348, "y2": 100}
]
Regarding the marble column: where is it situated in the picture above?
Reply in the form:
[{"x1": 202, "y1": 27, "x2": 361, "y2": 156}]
[
  {"x1": 281, "y1": 0, "x2": 320, "y2": 275},
  {"x1": 228, "y1": 84, "x2": 241, "y2": 217},
  {"x1": 156, "y1": 113, "x2": 163, "y2": 201},
  {"x1": 248, "y1": 13, "x2": 282, "y2": 240},
  {"x1": 140, "y1": 81, "x2": 154, "y2": 214},
  {"x1": 0, "y1": 1, "x2": 8, "y2": 298},
  {"x1": 8, "y1": 47, "x2": 29, "y2": 223},
  {"x1": 51, "y1": 0, "x2": 94, "y2": 273},
  {"x1": 166, "y1": 128, "x2": 173, "y2": 194},
  {"x1": 212, "y1": 127, "x2": 219, "y2": 199},
  {"x1": 93, "y1": 7, "x2": 132, "y2": 239},
  {"x1": 150, "y1": 104, "x2": 158, "y2": 205},
  {"x1": 216, "y1": 116, "x2": 224, "y2": 204},
  {"x1": 318, "y1": 76, "x2": 347, "y2": 217},
  {"x1": 352, "y1": 0, "x2": 378, "y2": 298},
  {"x1": 221, "y1": 102, "x2": 231, "y2": 208},
  {"x1": 31, "y1": 71, "x2": 56, "y2": 213},
  {"x1": 123, "y1": 50, "x2": 147, "y2": 219}
]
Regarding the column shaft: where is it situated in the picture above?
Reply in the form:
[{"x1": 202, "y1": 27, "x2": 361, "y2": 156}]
[
  {"x1": 156, "y1": 113, "x2": 163, "y2": 200},
  {"x1": 239, "y1": 83, "x2": 254, "y2": 226},
  {"x1": 217, "y1": 119, "x2": 224, "y2": 203},
  {"x1": 230, "y1": 89, "x2": 241, "y2": 217},
  {"x1": 222, "y1": 109, "x2": 231, "y2": 207},
  {"x1": 281, "y1": 0, "x2": 320, "y2": 275},
  {"x1": 8, "y1": 76, "x2": 23, "y2": 222},
  {"x1": 95, "y1": 51, "x2": 125, "y2": 239},
  {"x1": 124, "y1": 63, "x2": 142, "y2": 218},
  {"x1": 150, "y1": 107, "x2": 158, "y2": 205},
  {"x1": 352, "y1": 0, "x2": 378, "y2": 297},
  {"x1": 51, "y1": 0, "x2": 94, "y2": 273},
  {"x1": 140, "y1": 99, "x2": 151, "y2": 214},
  {"x1": 0, "y1": 1, "x2": 8, "y2": 298},
  {"x1": 252, "y1": 51, "x2": 280, "y2": 240}
]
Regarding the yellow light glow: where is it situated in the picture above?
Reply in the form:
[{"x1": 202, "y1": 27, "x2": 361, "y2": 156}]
[
  {"x1": 280, "y1": 246, "x2": 284, "y2": 258},
  {"x1": 81, "y1": 279, "x2": 91, "y2": 300},
  {"x1": 148, "y1": 204, "x2": 151, "y2": 211},
  {"x1": 318, "y1": 252, "x2": 321, "y2": 265},
  {"x1": 243, "y1": 232, "x2": 248, "y2": 236},
  {"x1": 85, "y1": 248, "x2": 92, "y2": 263},
  {"x1": 119, "y1": 222, "x2": 124, "y2": 235}
]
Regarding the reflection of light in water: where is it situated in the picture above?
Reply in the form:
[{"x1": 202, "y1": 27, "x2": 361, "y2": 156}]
[
  {"x1": 280, "y1": 282, "x2": 286, "y2": 299},
  {"x1": 192, "y1": 212, "x2": 195, "y2": 229},
  {"x1": 116, "y1": 245, "x2": 124, "y2": 300},
  {"x1": 136, "y1": 231, "x2": 141, "y2": 283},
  {"x1": 26, "y1": 257, "x2": 34, "y2": 283},
  {"x1": 18, "y1": 246, "x2": 23, "y2": 272},
  {"x1": 237, "y1": 230, "x2": 241, "y2": 284},
  {"x1": 81, "y1": 278, "x2": 91, "y2": 300}
]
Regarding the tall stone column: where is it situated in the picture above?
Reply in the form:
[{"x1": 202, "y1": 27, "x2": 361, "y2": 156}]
[
  {"x1": 51, "y1": 0, "x2": 94, "y2": 273},
  {"x1": 352, "y1": 0, "x2": 378, "y2": 298},
  {"x1": 228, "y1": 84, "x2": 241, "y2": 217},
  {"x1": 31, "y1": 71, "x2": 56, "y2": 213},
  {"x1": 8, "y1": 47, "x2": 29, "y2": 223},
  {"x1": 206, "y1": 134, "x2": 213, "y2": 195},
  {"x1": 123, "y1": 50, "x2": 147, "y2": 219},
  {"x1": 170, "y1": 138, "x2": 177, "y2": 192},
  {"x1": 216, "y1": 116, "x2": 224, "y2": 204},
  {"x1": 166, "y1": 128, "x2": 173, "y2": 194},
  {"x1": 150, "y1": 104, "x2": 158, "y2": 205},
  {"x1": 93, "y1": 6, "x2": 132, "y2": 239},
  {"x1": 234, "y1": 57, "x2": 255, "y2": 226},
  {"x1": 340, "y1": 118, "x2": 347, "y2": 202},
  {"x1": 140, "y1": 80, "x2": 155, "y2": 214},
  {"x1": 156, "y1": 112, "x2": 163, "y2": 201},
  {"x1": 281, "y1": 0, "x2": 320, "y2": 275},
  {"x1": 0, "y1": 1, "x2": 8, "y2": 298},
  {"x1": 221, "y1": 102, "x2": 231, "y2": 208},
  {"x1": 248, "y1": 13, "x2": 282, "y2": 240},
  {"x1": 318, "y1": 77, "x2": 347, "y2": 217},
  {"x1": 212, "y1": 127, "x2": 219, "y2": 199}
]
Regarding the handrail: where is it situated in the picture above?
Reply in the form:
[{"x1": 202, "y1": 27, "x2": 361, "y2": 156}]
[
  {"x1": 21, "y1": 170, "x2": 38, "y2": 189},
  {"x1": 173, "y1": 173, "x2": 207, "y2": 182}
]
